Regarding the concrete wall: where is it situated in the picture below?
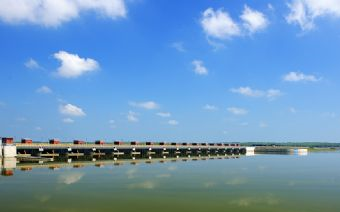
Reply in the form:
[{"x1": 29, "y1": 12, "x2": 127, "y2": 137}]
[{"x1": 2, "y1": 145, "x2": 17, "y2": 157}]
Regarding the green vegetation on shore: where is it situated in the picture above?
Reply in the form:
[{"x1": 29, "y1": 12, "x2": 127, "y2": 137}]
[{"x1": 241, "y1": 142, "x2": 340, "y2": 148}]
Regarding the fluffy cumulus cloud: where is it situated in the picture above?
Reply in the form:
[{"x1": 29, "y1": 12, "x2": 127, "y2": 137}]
[
  {"x1": 283, "y1": 71, "x2": 319, "y2": 82},
  {"x1": 286, "y1": 0, "x2": 340, "y2": 31},
  {"x1": 0, "y1": 0, "x2": 127, "y2": 27},
  {"x1": 36, "y1": 85, "x2": 52, "y2": 94},
  {"x1": 54, "y1": 51, "x2": 99, "y2": 78},
  {"x1": 200, "y1": 6, "x2": 268, "y2": 40},
  {"x1": 241, "y1": 5, "x2": 269, "y2": 33},
  {"x1": 230, "y1": 87, "x2": 263, "y2": 97},
  {"x1": 127, "y1": 111, "x2": 138, "y2": 122},
  {"x1": 201, "y1": 8, "x2": 241, "y2": 39},
  {"x1": 129, "y1": 101, "x2": 159, "y2": 110},
  {"x1": 59, "y1": 103, "x2": 86, "y2": 117},
  {"x1": 227, "y1": 107, "x2": 248, "y2": 115},
  {"x1": 192, "y1": 60, "x2": 208, "y2": 75},
  {"x1": 231, "y1": 87, "x2": 282, "y2": 99}
]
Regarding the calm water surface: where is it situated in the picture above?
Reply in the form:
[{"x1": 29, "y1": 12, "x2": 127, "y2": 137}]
[{"x1": 1, "y1": 152, "x2": 340, "y2": 212}]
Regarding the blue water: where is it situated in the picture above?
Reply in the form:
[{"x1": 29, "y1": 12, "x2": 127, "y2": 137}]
[{"x1": 1, "y1": 152, "x2": 340, "y2": 212}]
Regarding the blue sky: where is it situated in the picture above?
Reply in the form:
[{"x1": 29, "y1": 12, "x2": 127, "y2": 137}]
[{"x1": 0, "y1": 0, "x2": 340, "y2": 142}]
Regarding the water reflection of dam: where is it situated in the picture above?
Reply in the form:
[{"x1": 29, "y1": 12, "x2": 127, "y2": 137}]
[{"x1": 1, "y1": 154, "x2": 243, "y2": 176}]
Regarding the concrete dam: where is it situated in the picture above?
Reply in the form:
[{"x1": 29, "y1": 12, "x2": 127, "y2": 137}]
[{"x1": 1, "y1": 137, "x2": 256, "y2": 176}]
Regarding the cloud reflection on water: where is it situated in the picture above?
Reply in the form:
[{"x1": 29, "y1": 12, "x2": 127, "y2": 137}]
[
  {"x1": 203, "y1": 181, "x2": 217, "y2": 188},
  {"x1": 58, "y1": 172, "x2": 84, "y2": 185},
  {"x1": 225, "y1": 177, "x2": 248, "y2": 186},
  {"x1": 128, "y1": 181, "x2": 158, "y2": 190},
  {"x1": 229, "y1": 194, "x2": 279, "y2": 207},
  {"x1": 34, "y1": 194, "x2": 51, "y2": 203},
  {"x1": 156, "y1": 174, "x2": 171, "y2": 178},
  {"x1": 167, "y1": 166, "x2": 177, "y2": 171},
  {"x1": 126, "y1": 168, "x2": 138, "y2": 179}
]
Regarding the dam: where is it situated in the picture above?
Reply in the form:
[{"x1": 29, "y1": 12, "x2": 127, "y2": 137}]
[
  {"x1": 1, "y1": 137, "x2": 255, "y2": 158},
  {"x1": 0, "y1": 137, "x2": 255, "y2": 176}
]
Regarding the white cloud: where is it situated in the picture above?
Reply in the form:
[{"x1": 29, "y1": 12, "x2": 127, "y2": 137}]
[
  {"x1": 192, "y1": 60, "x2": 208, "y2": 75},
  {"x1": 16, "y1": 117, "x2": 27, "y2": 122},
  {"x1": 286, "y1": 0, "x2": 340, "y2": 31},
  {"x1": 266, "y1": 89, "x2": 283, "y2": 99},
  {"x1": 0, "y1": 101, "x2": 5, "y2": 108},
  {"x1": 54, "y1": 51, "x2": 99, "y2": 78},
  {"x1": 240, "y1": 5, "x2": 269, "y2": 34},
  {"x1": 108, "y1": 119, "x2": 116, "y2": 128},
  {"x1": 322, "y1": 112, "x2": 337, "y2": 118},
  {"x1": 283, "y1": 71, "x2": 319, "y2": 82},
  {"x1": 227, "y1": 107, "x2": 248, "y2": 115},
  {"x1": 289, "y1": 107, "x2": 297, "y2": 113},
  {"x1": 168, "y1": 120, "x2": 178, "y2": 125},
  {"x1": 25, "y1": 58, "x2": 40, "y2": 69},
  {"x1": 230, "y1": 87, "x2": 264, "y2": 97},
  {"x1": 127, "y1": 111, "x2": 138, "y2": 122},
  {"x1": 129, "y1": 101, "x2": 159, "y2": 110},
  {"x1": 230, "y1": 87, "x2": 283, "y2": 99},
  {"x1": 203, "y1": 104, "x2": 218, "y2": 111},
  {"x1": 268, "y1": 4, "x2": 275, "y2": 11},
  {"x1": 60, "y1": 104, "x2": 86, "y2": 117},
  {"x1": 201, "y1": 8, "x2": 241, "y2": 39},
  {"x1": 156, "y1": 112, "x2": 171, "y2": 117},
  {"x1": 171, "y1": 42, "x2": 186, "y2": 52},
  {"x1": 259, "y1": 122, "x2": 268, "y2": 128},
  {"x1": 0, "y1": 0, "x2": 127, "y2": 27},
  {"x1": 35, "y1": 126, "x2": 42, "y2": 131},
  {"x1": 36, "y1": 85, "x2": 52, "y2": 94},
  {"x1": 63, "y1": 118, "x2": 75, "y2": 123},
  {"x1": 200, "y1": 6, "x2": 268, "y2": 42}
]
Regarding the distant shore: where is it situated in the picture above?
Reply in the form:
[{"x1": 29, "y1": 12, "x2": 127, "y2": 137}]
[{"x1": 241, "y1": 142, "x2": 340, "y2": 148}]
